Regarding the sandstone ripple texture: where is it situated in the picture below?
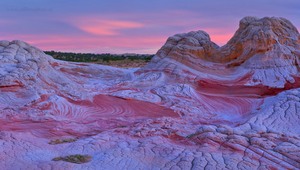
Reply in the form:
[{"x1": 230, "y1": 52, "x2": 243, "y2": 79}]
[{"x1": 0, "y1": 17, "x2": 300, "y2": 170}]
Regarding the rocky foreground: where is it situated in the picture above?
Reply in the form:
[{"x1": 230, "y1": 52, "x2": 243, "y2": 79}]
[{"x1": 0, "y1": 17, "x2": 300, "y2": 169}]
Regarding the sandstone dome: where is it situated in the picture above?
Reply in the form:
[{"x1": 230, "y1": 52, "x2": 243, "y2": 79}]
[{"x1": 144, "y1": 16, "x2": 300, "y2": 88}]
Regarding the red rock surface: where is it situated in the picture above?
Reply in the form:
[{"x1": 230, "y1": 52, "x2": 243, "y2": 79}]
[{"x1": 0, "y1": 17, "x2": 300, "y2": 169}]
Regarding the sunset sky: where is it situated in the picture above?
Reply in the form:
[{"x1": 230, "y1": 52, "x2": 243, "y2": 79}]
[{"x1": 1, "y1": 0, "x2": 299, "y2": 54}]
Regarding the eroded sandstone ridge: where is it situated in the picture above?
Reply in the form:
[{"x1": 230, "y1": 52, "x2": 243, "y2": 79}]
[
  {"x1": 0, "y1": 17, "x2": 300, "y2": 169},
  {"x1": 153, "y1": 16, "x2": 300, "y2": 88}
]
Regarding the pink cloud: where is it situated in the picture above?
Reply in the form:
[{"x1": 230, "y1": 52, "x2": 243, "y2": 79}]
[
  {"x1": 1, "y1": 30, "x2": 236, "y2": 54},
  {"x1": 72, "y1": 18, "x2": 144, "y2": 36}
]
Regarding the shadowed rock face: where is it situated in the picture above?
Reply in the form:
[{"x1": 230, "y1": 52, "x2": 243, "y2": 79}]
[{"x1": 1, "y1": 17, "x2": 300, "y2": 169}]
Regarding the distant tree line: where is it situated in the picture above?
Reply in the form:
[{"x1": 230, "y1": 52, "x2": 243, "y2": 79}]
[{"x1": 44, "y1": 51, "x2": 154, "y2": 62}]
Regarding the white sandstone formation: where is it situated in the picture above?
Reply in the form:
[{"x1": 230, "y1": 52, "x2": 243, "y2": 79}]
[{"x1": 0, "y1": 17, "x2": 300, "y2": 169}]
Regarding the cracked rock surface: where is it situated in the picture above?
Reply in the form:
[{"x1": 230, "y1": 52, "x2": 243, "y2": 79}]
[{"x1": 0, "y1": 17, "x2": 300, "y2": 169}]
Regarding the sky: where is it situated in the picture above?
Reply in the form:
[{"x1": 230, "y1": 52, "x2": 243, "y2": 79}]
[{"x1": 0, "y1": 0, "x2": 299, "y2": 54}]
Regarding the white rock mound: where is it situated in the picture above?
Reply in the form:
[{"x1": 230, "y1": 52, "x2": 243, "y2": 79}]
[{"x1": 150, "y1": 17, "x2": 300, "y2": 88}]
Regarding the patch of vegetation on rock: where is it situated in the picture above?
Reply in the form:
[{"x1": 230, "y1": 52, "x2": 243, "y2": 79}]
[
  {"x1": 52, "y1": 154, "x2": 92, "y2": 164},
  {"x1": 49, "y1": 138, "x2": 77, "y2": 145}
]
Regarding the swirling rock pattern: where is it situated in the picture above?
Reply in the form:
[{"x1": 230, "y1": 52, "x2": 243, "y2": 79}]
[{"x1": 0, "y1": 17, "x2": 300, "y2": 169}]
